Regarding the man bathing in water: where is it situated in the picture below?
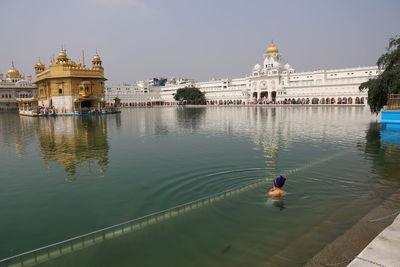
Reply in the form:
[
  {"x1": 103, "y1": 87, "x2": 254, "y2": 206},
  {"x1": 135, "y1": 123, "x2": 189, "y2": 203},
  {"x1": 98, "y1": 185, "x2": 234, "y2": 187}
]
[{"x1": 267, "y1": 176, "x2": 287, "y2": 199}]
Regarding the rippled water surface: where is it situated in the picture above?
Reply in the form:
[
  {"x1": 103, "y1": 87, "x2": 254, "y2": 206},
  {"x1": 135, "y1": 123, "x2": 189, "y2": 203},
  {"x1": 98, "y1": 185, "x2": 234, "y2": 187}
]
[{"x1": 0, "y1": 106, "x2": 399, "y2": 266}]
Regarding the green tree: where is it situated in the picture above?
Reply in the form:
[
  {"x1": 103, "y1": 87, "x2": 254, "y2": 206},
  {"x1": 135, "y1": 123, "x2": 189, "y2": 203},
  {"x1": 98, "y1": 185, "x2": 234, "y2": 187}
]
[
  {"x1": 359, "y1": 36, "x2": 400, "y2": 114},
  {"x1": 174, "y1": 87, "x2": 206, "y2": 105}
]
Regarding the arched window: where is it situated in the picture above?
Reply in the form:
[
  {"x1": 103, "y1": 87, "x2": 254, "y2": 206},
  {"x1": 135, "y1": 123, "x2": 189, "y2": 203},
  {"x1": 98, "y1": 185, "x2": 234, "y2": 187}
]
[{"x1": 59, "y1": 88, "x2": 63, "y2": 94}]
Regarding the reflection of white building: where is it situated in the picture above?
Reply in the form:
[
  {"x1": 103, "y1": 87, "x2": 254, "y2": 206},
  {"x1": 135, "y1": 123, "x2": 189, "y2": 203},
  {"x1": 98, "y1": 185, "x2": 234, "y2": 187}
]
[
  {"x1": 106, "y1": 42, "x2": 379, "y2": 106},
  {"x1": 0, "y1": 63, "x2": 36, "y2": 111}
]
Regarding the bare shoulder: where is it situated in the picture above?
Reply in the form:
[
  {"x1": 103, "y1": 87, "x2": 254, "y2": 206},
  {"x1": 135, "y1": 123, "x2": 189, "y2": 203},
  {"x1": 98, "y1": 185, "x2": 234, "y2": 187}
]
[{"x1": 267, "y1": 188, "x2": 286, "y2": 198}]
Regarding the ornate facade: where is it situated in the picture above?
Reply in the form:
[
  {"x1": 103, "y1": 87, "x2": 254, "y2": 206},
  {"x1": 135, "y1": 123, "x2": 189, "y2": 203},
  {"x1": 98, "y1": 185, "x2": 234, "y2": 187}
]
[
  {"x1": 156, "y1": 42, "x2": 379, "y2": 105},
  {"x1": 0, "y1": 63, "x2": 36, "y2": 111},
  {"x1": 105, "y1": 80, "x2": 163, "y2": 107},
  {"x1": 19, "y1": 50, "x2": 119, "y2": 116},
  {"x1": 248, "y1": 42, "x2": 378, "y2": 105}
]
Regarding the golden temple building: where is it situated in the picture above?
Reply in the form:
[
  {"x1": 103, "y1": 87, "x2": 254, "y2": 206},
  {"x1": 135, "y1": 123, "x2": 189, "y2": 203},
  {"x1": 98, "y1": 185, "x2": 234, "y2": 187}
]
[{"x1": 19, "y1": 49, "x2": 119, "y2": 116}]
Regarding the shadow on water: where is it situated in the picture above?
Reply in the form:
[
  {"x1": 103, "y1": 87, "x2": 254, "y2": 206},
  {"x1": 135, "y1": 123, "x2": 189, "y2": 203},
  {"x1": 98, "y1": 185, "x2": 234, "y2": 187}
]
[
  {"x1": 266, "y1": 198, "x2": 286, "y2": 211},
  {"x1": 362, "y1": 122, "x2": 400, "y2": 182},
  {"x1": 176, "y1": 107, "x2": 206, "y2": 131}
]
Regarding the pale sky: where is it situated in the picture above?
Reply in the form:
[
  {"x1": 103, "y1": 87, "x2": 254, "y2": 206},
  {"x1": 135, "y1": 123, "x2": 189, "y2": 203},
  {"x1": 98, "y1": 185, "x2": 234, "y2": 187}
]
[{"x1": 0, "y1": 0, "x2": 399, "y2": 84}]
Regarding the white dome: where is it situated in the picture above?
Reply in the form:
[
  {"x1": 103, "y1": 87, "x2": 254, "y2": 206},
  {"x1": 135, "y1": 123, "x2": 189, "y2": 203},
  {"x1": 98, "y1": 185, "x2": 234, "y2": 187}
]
[
  {"x1": 253, "y1": 64, "x2": 261, "y2": 71},
  {"x1": 284, "y1": 63, "x2": 291, "y2": 69}
]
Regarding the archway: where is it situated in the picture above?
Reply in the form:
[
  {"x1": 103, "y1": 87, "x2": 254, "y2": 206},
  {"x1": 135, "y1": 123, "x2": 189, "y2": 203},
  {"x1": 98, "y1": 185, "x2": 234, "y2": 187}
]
[
  {"x1": 271, "y1": 91, "x2": 277, "y2": 103},
  {"x1": 348, "y1": 97, "x2": 353, "y2": 104},
  {"x1": 81, "y1": 100, "x2": 93, "y2": 108},
  {"x1": 260, "y1": 91, "x2": 268, "y2": 99},
  {"x1": 360, "y1": 97, "x2": 364, "y2": 104},
  {"x1": 252, "y1": 92, "x2": 258, "y2": 99},
  {"x1": 312, "y1": 98, "x2": 319, "y2": 104}
]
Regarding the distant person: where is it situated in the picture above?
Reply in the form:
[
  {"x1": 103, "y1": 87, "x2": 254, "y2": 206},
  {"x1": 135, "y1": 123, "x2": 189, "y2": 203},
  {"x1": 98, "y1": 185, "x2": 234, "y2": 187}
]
[{"x1": 267, "y1": 176, "x2": 287, "y2": 199}]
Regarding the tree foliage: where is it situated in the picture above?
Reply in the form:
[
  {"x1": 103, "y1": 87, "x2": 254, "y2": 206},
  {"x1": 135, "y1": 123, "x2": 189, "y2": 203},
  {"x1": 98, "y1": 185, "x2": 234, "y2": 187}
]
[
  {"x1": 174, "y1": 87, "x2": 206, "y2": 104},
  {"x1": 359, "y1": 36, "x2": 400, "y2": 114}
]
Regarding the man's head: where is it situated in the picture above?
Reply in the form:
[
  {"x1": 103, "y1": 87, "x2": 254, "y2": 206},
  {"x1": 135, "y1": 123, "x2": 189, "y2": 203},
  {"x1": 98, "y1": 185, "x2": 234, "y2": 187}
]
[{"x1": 274, "y1": 176, "x2": 286, "y2": 188}]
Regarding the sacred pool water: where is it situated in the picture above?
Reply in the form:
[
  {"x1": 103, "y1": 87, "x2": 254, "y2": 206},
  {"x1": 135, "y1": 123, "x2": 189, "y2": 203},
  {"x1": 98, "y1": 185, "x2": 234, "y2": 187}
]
[{"x1": 0, "y1": 106, "x2": 399, "y2": 266}]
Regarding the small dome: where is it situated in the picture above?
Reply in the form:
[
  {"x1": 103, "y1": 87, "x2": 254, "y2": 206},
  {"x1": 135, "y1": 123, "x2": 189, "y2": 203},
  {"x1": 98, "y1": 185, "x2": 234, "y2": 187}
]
[
  {"x1": 92, "y1": 52, "x2": 102, "y2": 66},
  {"x1": 57, "y1": 50, "x2": 68, "y2": 61},
  {"x1": 265, "y1": 41, "x2": 279, "y2": 54},
  {"x1": 284, "y1": 63, "x2": 291, "y2": 69},
  {"x1": 6, "y1": 63, "x2": 22, "y2": 79},
  {"x1": 93, "y1": 54, "x2": 101, "y2": 61},
  {"x1": 253, "y1": 64, "x2": 261, "y2": 70},
  {"x1": 34, "y1": 59, "x2": 45, "y2": 69}
]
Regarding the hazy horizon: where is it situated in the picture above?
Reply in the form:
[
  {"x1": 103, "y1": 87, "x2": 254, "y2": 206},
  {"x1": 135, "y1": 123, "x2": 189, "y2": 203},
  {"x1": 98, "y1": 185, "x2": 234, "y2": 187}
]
[{"x1": 0, "y1": 0, "x2": 399, "y2": 84}]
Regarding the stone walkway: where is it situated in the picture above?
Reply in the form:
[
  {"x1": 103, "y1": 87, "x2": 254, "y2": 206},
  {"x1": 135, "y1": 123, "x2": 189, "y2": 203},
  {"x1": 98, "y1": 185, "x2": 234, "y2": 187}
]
[
  {"x1": 304, "y1": 191, "x2": 400, "y2": 267},
  {"x1": 348, "y1": 213, "x2": 400, "y2": 267}
]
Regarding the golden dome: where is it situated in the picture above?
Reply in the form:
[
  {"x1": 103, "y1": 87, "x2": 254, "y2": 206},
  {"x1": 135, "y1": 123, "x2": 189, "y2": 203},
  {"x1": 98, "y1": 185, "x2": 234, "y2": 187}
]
[
  {"x1": 57, "y1": 50, "x2": 68, "y2": 60},
  {"x1": 265, "y1": 42, "x2": 279, "y2": 54},
  {"x1": 6, "y1": 62, "x2": 22, "y2": 79},
  {"x1": 34, "y1": 59, "x2": 45, "y2": 69},
  {"x1": 92, "y1": 52, "x2": 102, "y2": 66},
  {"x1": 93, "y1": 54, "x2": 101, "y2": 61}
]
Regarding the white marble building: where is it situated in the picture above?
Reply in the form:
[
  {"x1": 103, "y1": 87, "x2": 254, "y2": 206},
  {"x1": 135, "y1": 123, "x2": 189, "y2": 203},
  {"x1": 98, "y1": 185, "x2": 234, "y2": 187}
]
[
  {"x1": 249, "y1": 42, "x2": 379, "y2": 105},
  {"x1": 0, "y1": 63, "x2": 36, "y2": 111},
  {"x1": 106, "y1": 42, "x2": 379, "y2": 106},
  {"x1": 105, "y1": 80, "x2": 163, "y2": 107},
  {"x1": 156, "y1": 42, "x2": 379, "y2": 105}
]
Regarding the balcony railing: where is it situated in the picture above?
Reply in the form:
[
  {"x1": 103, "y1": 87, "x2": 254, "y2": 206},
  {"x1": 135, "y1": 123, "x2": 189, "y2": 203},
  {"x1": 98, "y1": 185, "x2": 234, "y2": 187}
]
[{"x1": 385, "y1": 94, "x2": 400, "y2": 111}]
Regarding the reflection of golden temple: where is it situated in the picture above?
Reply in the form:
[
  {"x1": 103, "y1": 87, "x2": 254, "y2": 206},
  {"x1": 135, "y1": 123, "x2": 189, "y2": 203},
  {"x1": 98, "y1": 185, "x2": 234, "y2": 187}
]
[
  {"x1": 38, "y1": 116, "x2": 109, "y2": 176},
  {"x1": 19, "y1": 49, "x2": 119, "y2": 116}
]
